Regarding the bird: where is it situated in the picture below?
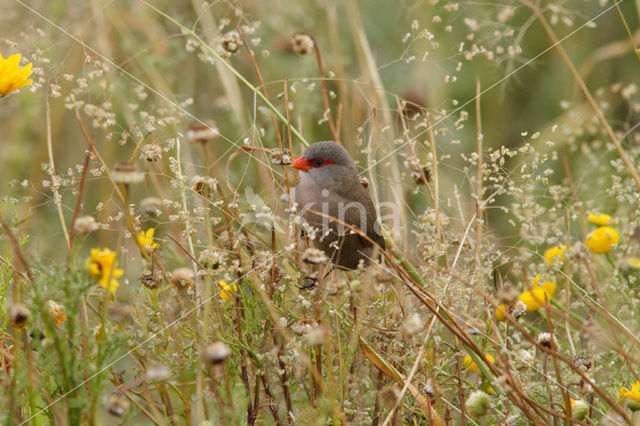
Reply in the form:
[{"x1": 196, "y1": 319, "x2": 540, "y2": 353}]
[{"x1": 291, "y1": 141, "x2": 385, "y2": 270}]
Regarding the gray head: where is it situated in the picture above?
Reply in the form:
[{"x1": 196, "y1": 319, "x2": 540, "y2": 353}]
[{"x1": 291, "y1": 141, "x2": 359, "y2": 188}]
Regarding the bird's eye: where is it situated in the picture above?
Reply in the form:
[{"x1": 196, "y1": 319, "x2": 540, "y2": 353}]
[{"x1": 315, "y1": 159, "x2": 324, "y2": 166}]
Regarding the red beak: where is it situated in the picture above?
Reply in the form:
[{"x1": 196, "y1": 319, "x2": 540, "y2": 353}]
[{"x1": 291, "y1": 156, "x2": 309, "y2": 172}]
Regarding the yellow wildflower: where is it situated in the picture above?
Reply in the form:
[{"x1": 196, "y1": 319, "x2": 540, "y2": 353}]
[
  {"x1": 136, "y1": 228, "x2": 159, "y2": 255},
  {"x1": 585, "y1": 226, "x2": 619, "y2": 254},
  {"x1": 218, "y1": 280, "x2": 237, "y2": 302},
  {"x1": 588, "y1": 213, "x2": 612, "y2": 226},
  {"x1": 88, "y1": 248, "x2": 124, "y2": 293},
  {"x1": 48, "y1": 301, "x2": 67, "y2": 327},
  {"x1": 463, "y1": 353, "x2": 495, "y2": 373},
  {"x1": 544, "y1": 245, "x2": 567, "y2": 268},
  {"x1": 627, "y1": 258, "x2": 640, "y2": 269},
  {"x1": 495, "y1": 275, "x2": 556, "y2": 320},
  {"x1": 619, "y1": 381, "x2": 640, "y2": 411},
  {"x1": 0, "y1": 53, "x2": 33, "y2": 96}
]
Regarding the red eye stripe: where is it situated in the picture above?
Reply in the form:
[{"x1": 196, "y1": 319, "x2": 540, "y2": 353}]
[{"x1": 307, "y1": 158, "x2": 336, "y2": 168}]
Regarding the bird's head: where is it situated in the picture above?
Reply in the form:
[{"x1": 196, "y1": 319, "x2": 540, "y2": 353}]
[{"x1": 291, "y1": 141, "x2": 358, "y2": 184}]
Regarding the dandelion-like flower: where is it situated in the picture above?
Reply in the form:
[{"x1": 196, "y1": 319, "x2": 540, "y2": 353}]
[
  {"x1": 588, "y1": 213, "x2": 612, "y2": 226},
  {"x1": 88, "y1": 248, "x2": 124, "y2": 293},
  {"x1": 495, "y1": 275, "x2": 556, "y2": 320},
  {"x1": 48, "y1": 300, "x2": 67, "y2": 327},
  {"x1": 217, "y1": 280, "x2": 237, "y2": 302},
  {"x1": 585, "y1": 226, "x2": 619, "y2": 254},
  {"x1": 543, "y1": 245, "x2": 566, "y2": 268},
  {"x1": 619, "y1": 381, "x2": 640, "y2": 411},
  {"x1": 463, "y1": 353, "x2": 495, "y2": 373},
  {"x1": 0, "y1": 53, "x2": 33, "y2": 96},
  {"x1": 136, "y1": 228, "x2": 159, "y2": 255}
]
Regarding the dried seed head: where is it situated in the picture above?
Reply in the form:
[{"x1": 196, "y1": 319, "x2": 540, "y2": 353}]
[
  {"x1": 303, "y1": 325, "x2": 329, "y2": 346},
  {"x1": 359, "y1": 176, "x2": 370, "y2": 188},
  {"x1": 221, "y1": 31, "x2": 243, "y2": 55},
  {"x1": 169, "y1": 268, "x2": 195, "y2": 290},
  {"x1": 574, "y1": 354, "x2": 592, "y2": 371},
  {"x1": 142, "y1": 143, "x2": 162, "y2": 162},
  {"x1": 496, "y1": 285, "x2": 519, "y2": 304},
  {"x1": 203, "y1": 341, "x2": 232, "y2": 365},
  {"x1": 302, "y1": 248, "x2": 328, "y2": 264},
  {"x1": 466, "y1": 390, "x2": 491, "y2": 417},
  {"x1": 140, "y1": 270, "x2": 162, "y2": 289},
  {"x1": 141, "y1": 197, "x2": 163, "y2": 215},
  {"x1": 291, "y1": 32, "x2": 314, "y2": 55},
  {"x1": 111, "y1": 162, "x2": 144, "y2": 184},
  {"x1": 269, "y1": 149, "x2": 292, "y2": 165},
  {"x1": 106, "y1": 394, "x2": 129, "y2": 417},
  {"x1": 187, "y1": 123, "x2": 219, "y2": 143},
  {"x1": 107, "y1": 303, "x2": 132, "y2": 322},
  {"x1": 146, "y1": 363, "x2": 171, "y2": 381},
  {"x1": 74, "y1": 215, "x2": 98, "y2": 234},
  {"x1": 193, "y1": 177, "x2": 217, "y2": 199},
  {"x1": 411, "y1": 166, "x2": 432, "y2": 185},
  {"x1": 399, "y1": 313, "x2": 423, "y2": 338},
  {"x1": 291, "y1": 318, "x2": 318, "y2": 336},
  {"x1": 199, "y1": 249, "x2": 223, "y2": 270},
  {"x1": 378, "y1": 385, "x2": 401, "y2": 409},
  {"x1": 537, "y1": 332, "x2": 557, "y2": 351},
  {"x1": 511, "y1": 300, "x2": 527, "y2": 319},
  {"x1": 9, "y1": 303, "x2": 30, "y2": 331},
  {"x1": 423, "y1": 380, "x2": 435, "y2": 399}
]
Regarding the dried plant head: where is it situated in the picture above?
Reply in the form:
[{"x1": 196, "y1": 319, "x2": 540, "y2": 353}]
[
  {"x1": 169, "y1": 268, "x2": 195, "y2": 290},
  {"x1": 291, "y1": 32, "x2": 314, "y2": 55},
  {"x1": 73, "y1": 215, "x2": 98, "y2": 234},
  {"x1": 140, "y1": 270, "x2": 162, "y2": 289},
  {"x1": 111, "y1": 162, "x2": 144, "y2": 184},
  {"x1": 140, "y1": 197, "x2": 163, "y2": 215},
  {"x1": 187, "y1": 122, "x2": 219, "y2": 144}
]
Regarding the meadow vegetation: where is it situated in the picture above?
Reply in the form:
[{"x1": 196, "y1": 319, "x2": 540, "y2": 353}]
[{"x1": 2, "y1": 0, "x2": 640, "y2": 424}]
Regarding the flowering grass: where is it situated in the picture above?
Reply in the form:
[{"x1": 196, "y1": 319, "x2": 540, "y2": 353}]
[{"x1": 2, "y1": 0, "x2": 640, "y2": 424}]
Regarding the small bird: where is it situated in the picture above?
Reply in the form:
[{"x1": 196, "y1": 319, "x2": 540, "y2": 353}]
[{"x1": 291, "y1": 141, "x2": 385, "y2": 270}]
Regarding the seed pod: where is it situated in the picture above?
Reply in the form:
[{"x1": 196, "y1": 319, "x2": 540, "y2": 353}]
[
  {"x1": 221, "y1": 31, "x2": 243, "y2": 55},
  {"x1": 302, "y1": 248, "x2": 328, "y2": 264},
  {"x1": 169, "y1": 268, "x2": 195, "y2": 290},
  {"x1": 465, "y1": 391, "x2": 490, "y2": 417},
  {"x1": 74, "y1": 215, "x2": 98, "y2": 234},
  {"x1": 106, "y1": 394, "x2": 130, "y2": 417},
  {"x1": 187, "y1": 123, "x2": 219, "y2": 143},
  {"x1": 537, "y1": 332, "x2": 558, "y2": 351},
  {"x1": 291, "y1": 32, "x2": 314, "y2": 55},
  {"x1": 203, "y1": 341, "x2": 232, "y2": 365},
  {"x1": 140, "y1": 270, "x2": 162, "y2": 289},
  {"x1": 141, "y1": 197, "x2": 163, "y2": 215},
  {"x1": 270, "y1": 149, "x2": 292, "y2": 165},
  {"x1": 111, "y1": 162, "x2": 144, "y2": 184}
]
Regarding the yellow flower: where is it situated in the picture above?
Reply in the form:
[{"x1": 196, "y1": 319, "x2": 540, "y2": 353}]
[
  {"x1": 495, "y1": 275, "x2": 556, "y2": 320},
  {"x1": 585, "y1": 226, "x2": 619, "y2": 254},
  {"x1": 627, "y1": 258, "x2": 640, "y2": 269},
  {"x1": 218, "y1": 280, "x2": 237, "y2": 302},
  {"x1": 544, "y1": 245, "x2": 567, "y2": 268},
  {"x1": 48, "y1": 301, "x2": 67, "y2": 327},
  {"x1": 588, "y1": 213, "x2": 612, "y2": 226},
  {"x1": 463, "y1": 353, "x2": 495, "y2": 373},
  {"x1": 136, "y1": 228, "x2": 159, "y2": 255},
  {"x1": 0, "y1": 53, "x2": 33, "y2": 96},
  {"x1": 619, "y1": 381, "x2": 640, "y2": 411},
  {"x1": 88, "y1": 248, "x2": 124, "y2": 293}
]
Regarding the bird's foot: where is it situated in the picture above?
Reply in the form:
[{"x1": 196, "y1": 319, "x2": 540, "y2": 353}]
[{"x1": 298, "y1": 275, "x2": 317, "y2": 290}]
